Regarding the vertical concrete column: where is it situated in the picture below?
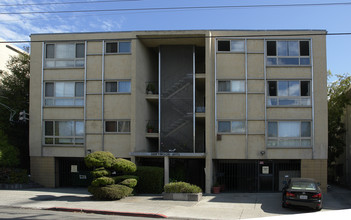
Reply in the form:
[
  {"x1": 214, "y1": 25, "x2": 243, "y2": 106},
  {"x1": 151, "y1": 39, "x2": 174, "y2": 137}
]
[
  {"x1": 205, "y1": 157, "x2": 213, "y2": 193},
  {"x1": 164, "y1": 156, "x2": 169, "y2": 185}
]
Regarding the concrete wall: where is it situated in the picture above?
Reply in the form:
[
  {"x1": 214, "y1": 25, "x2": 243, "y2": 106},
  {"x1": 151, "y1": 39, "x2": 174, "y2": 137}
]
[{"x1": 30, "y1": 156, "x2": 55, "y2": 187}]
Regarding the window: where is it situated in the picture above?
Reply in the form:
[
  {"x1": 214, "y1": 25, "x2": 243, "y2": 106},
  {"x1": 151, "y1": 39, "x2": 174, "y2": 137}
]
[
  {"x1": 105, "y1": 41, "x2": 131, "y2": 54},
  {"x1": 105, "y1": 120, "x2": 130, "y2": 133},
  {"x1": 267, "y1": 81, "x2": 311, "y2": 106},
  {"x1": 218, "y1": 121, "x2": 245, "y2": 133},
  {"x1": 45, "y1": 82, "x2": 84, "y2": 106},
  {"x1": 218, "y1": 80, "x2": 245, "y2": 93},
  {"x1": 267, "y1": 121, "x2": 311, "y2": 147},
  {"x1": 44, "y1": 120, "x2": 84, "y2": 145},
  {"x1": 217, "y1": 40, "x2": 245, "y2": 52},
  {"x1": 267, "y1": 40, "x2": 310, "y2": 65},
  {"x1": 105, "y1": 81, "x2": 131, "y2": 93},
  {"x1": 45, "y1": 43, "x2": 85, "y2": 68}
]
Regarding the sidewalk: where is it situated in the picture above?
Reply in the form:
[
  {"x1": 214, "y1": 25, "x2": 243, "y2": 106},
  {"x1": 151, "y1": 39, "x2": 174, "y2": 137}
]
[{"x1": 1, "y1": 187, "x2": 351, "y2": 219}]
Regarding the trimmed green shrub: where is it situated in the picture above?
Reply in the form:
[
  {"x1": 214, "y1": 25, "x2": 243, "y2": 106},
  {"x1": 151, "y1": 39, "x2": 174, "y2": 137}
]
[
  {"x1": 164, "y1": 181, "x2": 202, "y2": 193},
  {"x1": 91, "y1": 177, "x2": 115, "y2": 187},
  {"x1": 112, "y1": 158, "x2": 137, "y2": 173},
  {"x1": 120, "y1": 178, "x2": 137, "y2": 188},
  {"x1": 88, "y1": 184, "x2": 133, "y2": 200},
  {"x1": 91, "y1": 167, "x2": 110, "y2": 178},
  {"x1": 0, "y1": 168, "x2": 29, "y2": 184},
  {"x1": 135, "y1": 166, "x2": 164, "y2": 194},
  {"x1": 84, "y1": 151, "x2": 117, "y2": 168},
  {"x1": 113, "y1": 175, "x2": 139, "y2": 183}
]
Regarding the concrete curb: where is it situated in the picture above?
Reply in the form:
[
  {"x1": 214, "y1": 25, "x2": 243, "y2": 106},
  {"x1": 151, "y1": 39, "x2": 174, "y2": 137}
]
[{"x1": 45, "y1": 207, "x2": 168, "y2": 218}]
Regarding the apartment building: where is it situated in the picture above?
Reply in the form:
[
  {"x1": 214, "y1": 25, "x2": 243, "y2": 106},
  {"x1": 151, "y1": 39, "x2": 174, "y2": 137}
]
[{"x1": 30, "y1": 30, "x2": 327, "y2": 193}]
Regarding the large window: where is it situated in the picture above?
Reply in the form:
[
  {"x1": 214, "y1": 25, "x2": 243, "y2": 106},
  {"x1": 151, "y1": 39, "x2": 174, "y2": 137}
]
[
  {"x1": 45, "y1": 43, "x2": 85, "y2": 68},
  {"x1": 218, "y1": 121, "x2": 245, "y2": 133},
  {"x1": 105, "y1": 120, "x2": 131, "y2": 133},
  {"x1": 217, "y1": 80, "x2": 245, "y2": 93},
  {"x1": 45, "y1": 82, "x2": 84, "y2": 106},
  {"x1": 267, "y1": 40, "x2": 310, "y2": 66},
  {"x1": 267, "y1": 121, "x2": 311, "y2": 147},
  {"x1": 105, "y1": 41, "x2": 131, "y2": 54},
  {"x1": 44, "y1": 120, "x2": 84, "y2": 145},
  {"x1": 217, "y1": 40, "x2": 245, "y2": 52},
  {"x1": 267, "y1": 80, "x2": 311, "y2": 106},
  {"x1": 105, "y1": 81, "x2": 131, "y2": 93}
]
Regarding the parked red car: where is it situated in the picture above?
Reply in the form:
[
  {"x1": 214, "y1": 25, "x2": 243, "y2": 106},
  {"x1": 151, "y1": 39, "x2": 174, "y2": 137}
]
[{"x1": 282, "y1": 178, "x2": 322, "y2": 211}]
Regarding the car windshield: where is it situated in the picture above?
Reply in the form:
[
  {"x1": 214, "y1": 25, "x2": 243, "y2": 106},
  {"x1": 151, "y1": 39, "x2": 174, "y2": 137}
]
[{"x1": 291, "y1": 181, "x2": 316, "y2": 190}]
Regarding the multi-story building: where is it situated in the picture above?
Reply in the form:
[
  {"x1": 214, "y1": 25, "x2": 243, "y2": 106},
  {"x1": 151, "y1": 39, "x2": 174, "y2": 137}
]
[{"x1": 30, "y1": 30, "x2": 327, "y2": 193}]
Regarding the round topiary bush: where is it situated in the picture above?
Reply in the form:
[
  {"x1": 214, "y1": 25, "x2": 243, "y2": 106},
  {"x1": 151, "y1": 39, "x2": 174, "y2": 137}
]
[
  {"x1": 120, "y1": 178, "x2": 137, "y2": 188},
  {"x1": 88, "y1": 184, "x2": 133, "y2": 200},
  {"x1": 91, "y1": 167, "x2": 111, "y2": 178},
  {"x1": 113, "y1": 175, "x2": 139, "y2": 184},
  {"x1": 84, "y1": 151, "x2": 117, "y2": 169},
  {"x1": 112, "y1": 158, "x2": 137, "y2": 173},
  {"x1": 164, "y1": 181, "x2": 202, "y2": 193},
  {"x1": 91, "y1": 177, "x2": 115, "y2": 187}
]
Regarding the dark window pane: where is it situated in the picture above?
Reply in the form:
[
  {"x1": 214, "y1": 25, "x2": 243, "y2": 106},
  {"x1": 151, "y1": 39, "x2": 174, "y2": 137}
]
[
  {"x1": 106, "y1": 42, "x2": 118, "y2": 53},
  {"x1": 119, "y1": 42, "x2": 131, "y2": 53},
  {"x1": 46, "y1": 44, "x2": 54, "y2": 58},
  {"x1": 301, "y1": 81, "x2": 310, "y2": 96},
  {"x1": 300, "y1": 58, "x2": 310, "y2": 65},
  {"x1": 267, "y1": 58, "x2": 277, "y2": 65},
  {"x1": 267, "y1": 41, "x2": 276, "y2": 56},
  {"x1": 268, "y1": 81, "x2": 277, "y2": 96},
  {"x1": 268, "y1": 122, "x2": 277, "y2": 137},
  {"x1": 76, "y1": 43, "x2": 85, "y2": 58},
  {"x1": 75, "y1": 82, "x2": 84, "y2": 97},
  {"x1": 218, "y1": 121, "x2": 231, "y2": 132},
  {"x1": 106, "y1": 82, "x2": 117, "y2": 92},
  {"x1": 45, "y1": 82, "x2": 54, "y2": 97},
  {"x1": 45, "y1": 121, "x2": 54, "y2": 136},
  {"x1": 105, "y1": 121, "x2": 117, "y2": 132},
  {"x1": 278, "y1": 58, "x2": 299, "y2": 65},
  {"x1": 218, "y1": 81, "x2": 230, "y2": 92},
  {"x1": 300, "y1": 41, "x2": 309, "y2": 56},
  {"x1": 301, "y1": 122, "x2": 311, "y2": 137},
  {"x1": 218, "y1": 41, "x2": 230, "y2": 51}
]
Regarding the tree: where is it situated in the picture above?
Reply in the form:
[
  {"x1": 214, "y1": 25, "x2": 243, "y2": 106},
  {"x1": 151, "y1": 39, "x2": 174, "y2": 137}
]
[
  {"x1": 327, "y1": 71, "x2": 351, "y2": 167},
  {"x1": 0, "y1": 53, "x2": 30, "y2": 168}
]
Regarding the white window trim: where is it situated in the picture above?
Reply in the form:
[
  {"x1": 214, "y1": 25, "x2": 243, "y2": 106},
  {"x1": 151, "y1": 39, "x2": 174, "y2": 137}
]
[
  {"x1": 266, "y1": 40, "x2": 311, "y2": 66},
  {"x1": 267, "y1": 121, "x2": 312, "y2": 148},
  {"x1": 105, "y1": 41, "x2": 132, "y2": 54},
  {"x1": 43, "y1": 120, "x2": 85, "y2": 146},
  {"x1": 44, "y1": 81, "x2": 84, "y2": 107},
  {"x1": 105, "y1": 120, "x2": 131, "y2": 133},
  {"x1": 44, "y1": 42, "x2": 85, "y2": 68},
  {"x1": 267, "y1": 80, "x2": 311, "y2": 107}
]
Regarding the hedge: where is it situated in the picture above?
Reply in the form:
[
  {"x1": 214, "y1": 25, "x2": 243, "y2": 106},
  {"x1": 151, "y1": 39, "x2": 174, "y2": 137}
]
[
  {"x1": 0, "y1": 168, "x2": 29, "y2": 184},
  {"x1": 91, "y1": 177, "x2": 115, "y2": 187},
  {"x1": 88, "y1": 184, "x2": 133, "y2": 200},
  {"x1": 164, "y1": 181, "x2": 202, "y2": 193},
  {"x1": 135, "y1": 166, "x2": 164, "y2": 194}
]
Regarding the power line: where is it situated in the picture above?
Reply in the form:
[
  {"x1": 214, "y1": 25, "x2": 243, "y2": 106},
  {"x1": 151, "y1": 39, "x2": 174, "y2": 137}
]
[
  {"x1": 1, "y1": 32, "x2": 351, "y2": 44},
  {"x1": 1, "y1": 2, "x2": 351, "y2": 15},
  {"x1": 0, "y1": 0, "x2": 139, "y2": 7}
]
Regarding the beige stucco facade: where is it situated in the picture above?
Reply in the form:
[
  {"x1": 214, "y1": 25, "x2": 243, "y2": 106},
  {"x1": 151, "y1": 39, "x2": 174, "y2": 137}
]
[{"x1": 30, "y1": 30, "x2": 327, "y2": 192}]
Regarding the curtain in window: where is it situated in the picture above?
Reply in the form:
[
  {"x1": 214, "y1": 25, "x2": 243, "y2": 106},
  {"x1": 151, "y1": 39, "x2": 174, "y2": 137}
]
[
  {"x1": 278, "y1": 122, "x2": 300, "y2": 137},
  {"x1": 118, "y1": 121, "x2": 130, "y2": 132},
  {"x1": 55, "y1": 44, "x2": 75, "y2": 59},
  {"x1": 56, "y1": 82, "x2": 75, "y2": 97},
  {"x1": 231, "y1": 81, "x2": 244, "y2": 92},
  {"x1": 56, "y1": 121, "x2": 74, "y2": 136}
]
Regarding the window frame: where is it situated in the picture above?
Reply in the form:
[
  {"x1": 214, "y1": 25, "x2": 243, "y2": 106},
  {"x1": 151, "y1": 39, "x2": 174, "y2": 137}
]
[
  {"x1": 105, "y1": 80, "x2": 131, "y2": 94},
  {"x1": 105, "y1": 41, "x2": 131, "y2": 54},
  {"x1": 267, "y1": 121, "x2": 312, "y2": 148},
  {"x1": 217, "y1": 120, "x2": 246, "y2": 134},
  {"x1": 267, "y1": 80, "x2": 311, "y2": 107},
  {"x1": 44, "y1": 42, "x2": 85, "y2": 68},
  {"x1": 44, "y1": 81, "x2": 84, "y2": 107},
  {"x1": 104, "y1": 120, "x2": 131, "y2": 133},
  {"x1": 43, "y1": 120, "x2": 85, "y2": 146},
  {"x1": 217, "y1": 39, "x2": 245, "y2": 52},
  {"x1": 266, "y1": 40, "x2": 311, "y2": 66},
  {"x1": 217, "y1": 80, "x2": 245, "y2": 93}
]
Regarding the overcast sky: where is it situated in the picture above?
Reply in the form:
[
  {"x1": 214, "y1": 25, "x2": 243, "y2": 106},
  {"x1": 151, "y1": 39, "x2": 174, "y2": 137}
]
[{"x1": 0, "y1": 0, "x2": 350, "y2": 78}]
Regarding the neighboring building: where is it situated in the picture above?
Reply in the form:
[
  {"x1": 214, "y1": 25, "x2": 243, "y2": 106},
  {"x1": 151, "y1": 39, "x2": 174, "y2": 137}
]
[
  {"x1": 0, "y1": 38, "x2": 27, "y2": 78},
  {"x1": 30, "y1": 30, "x2": 328, "y2": 193}
]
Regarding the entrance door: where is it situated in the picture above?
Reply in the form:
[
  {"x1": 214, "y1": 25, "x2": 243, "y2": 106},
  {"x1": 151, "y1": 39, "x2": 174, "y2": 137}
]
[{"x1": 258, "y1": 161, "x2": 273, "y2": 192}]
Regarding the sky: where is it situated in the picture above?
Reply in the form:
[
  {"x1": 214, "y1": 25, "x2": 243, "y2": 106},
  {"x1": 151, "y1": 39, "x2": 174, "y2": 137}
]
[{"x1": 0, "y1": 0, "x2": 350, "y2": 79}]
